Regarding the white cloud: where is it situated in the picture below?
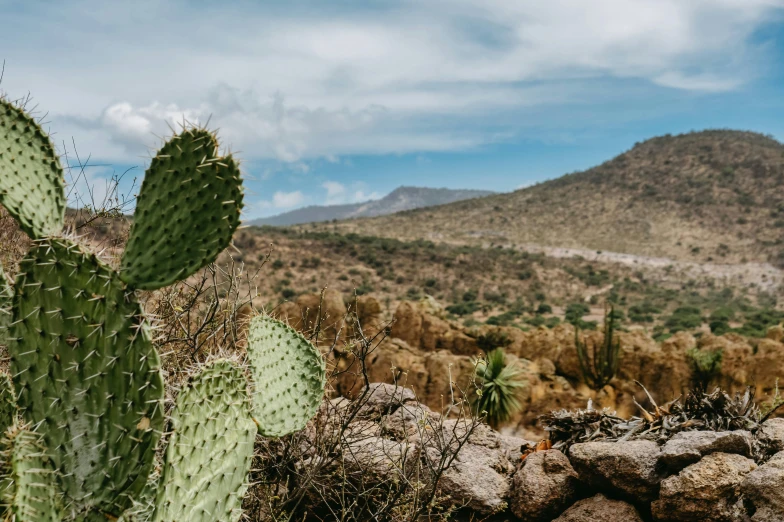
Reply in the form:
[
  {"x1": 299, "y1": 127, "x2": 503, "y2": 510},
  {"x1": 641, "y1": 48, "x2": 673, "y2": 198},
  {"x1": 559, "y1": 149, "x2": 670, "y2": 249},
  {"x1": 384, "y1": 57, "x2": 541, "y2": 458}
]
[
  {"x1": 2, "y1": 0, "x2": 782, "y2": 162},
  {"x1": 322, "y1": 181, "x2": 346, "y2": 204},
  {"x1": 258, "y1": 190, "x2": 306, "y2": 210}
]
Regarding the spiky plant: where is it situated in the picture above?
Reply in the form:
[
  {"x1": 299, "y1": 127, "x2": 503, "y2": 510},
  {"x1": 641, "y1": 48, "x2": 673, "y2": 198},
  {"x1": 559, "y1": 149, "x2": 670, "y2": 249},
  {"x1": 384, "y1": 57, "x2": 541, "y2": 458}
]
[
  {"x1": 575, "y1": 305, "x2": 622, "y2": 390},
  {"x1": 473, "y1": 348, "x2": 526, "y2": 429},
  {"x1": 0, "y1": 92, "x2": 326, "y2": 521}
]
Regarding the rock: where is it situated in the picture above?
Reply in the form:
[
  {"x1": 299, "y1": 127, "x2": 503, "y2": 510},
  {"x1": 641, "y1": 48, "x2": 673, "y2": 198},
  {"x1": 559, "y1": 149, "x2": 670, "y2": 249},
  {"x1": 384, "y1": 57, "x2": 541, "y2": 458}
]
[
  {"x1": 552, "y1": 493, "x2": 644, "y2": 522},
  {"x1": 391, "y1": 298, "x2": 478, "y2": 355},
  {"x1": 660, "y1": 430, "x2": 753, "y2": 471},
  {"x1": 756, "y1": 418, "x2": 784, "y2": 458},
  {"x1": 651, "y1": 452, "x2": 757, "y2": 521},
  {"x1": 740, "y1": 452, "x2": 784, "y2": 521},
  {"x1": 569, "y1": 440, "x2": 663, "y2": 502},
  {"x1": 509, "y1": 450, "x2": 579, "y2": 521},
  {"x1": 346, "y1": 295, "x2": 384, "y2": 339},
  {"x1": 342, "y1": 435, "x2": 414, "y2": 482},
  {"x1": 765, "y1": 325, "x2": 784, "y2": 342},
  {"x1": 380, "y1": 401, "x2": 440, "y2": 441},
  {"x1": 430, "y1": 442, "x2": 511, "y2": 515},
  {"x1": 355, "y1": 383, "x2": 416, "y2": 419}
]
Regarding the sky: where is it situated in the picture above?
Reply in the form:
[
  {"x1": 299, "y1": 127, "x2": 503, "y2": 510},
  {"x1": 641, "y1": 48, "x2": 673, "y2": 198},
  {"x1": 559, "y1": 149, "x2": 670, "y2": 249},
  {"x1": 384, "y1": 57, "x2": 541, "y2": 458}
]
[{"x1": 3, "y1": 0, "x2": 784, "y2": 219}]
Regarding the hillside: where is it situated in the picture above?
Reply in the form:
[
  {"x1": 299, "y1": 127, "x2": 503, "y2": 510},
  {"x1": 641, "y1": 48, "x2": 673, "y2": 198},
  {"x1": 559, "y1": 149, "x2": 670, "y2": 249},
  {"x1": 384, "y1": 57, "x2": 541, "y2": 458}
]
[
  {"x1": 305, "y1": 130, "x2": 784, "y2": 267},
  {"x1": 247, "y1": 186, "x2": 495, "y2": 226}
]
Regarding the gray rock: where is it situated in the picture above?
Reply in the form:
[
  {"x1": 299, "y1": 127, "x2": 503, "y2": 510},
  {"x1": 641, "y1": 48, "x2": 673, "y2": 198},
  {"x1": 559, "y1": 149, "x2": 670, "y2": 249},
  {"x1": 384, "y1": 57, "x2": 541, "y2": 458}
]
[
  {"x1": 380, "y1": 402, "x2": 440, "y2": 441},
  {"x1": 552, "y1": 493, "x2": 644, "y2": 522},
  {"x1": 660, "y1": 430, "x2": 753, "y2": 471},
  {"x1": 569, "y1": 440, "x2": 663, "y2": 502},
  {"x1": 428, "y1": 442, "x2": 512, "y2": 515},
  {"x1": 755, "y1": 418, "x2": 784, "y2": 458},
  {"x1": 740, "y1": 451, "x2": 784, "y2": 522},
  {"x1": 343, "y1": 435, "x2": 415, "y2": 481},
  {"x1": 510, "y1": 450, "x2": 579, "y2": 522},
  {"x1": 652, "y1": 452, "x2": 757, "y2": 521},
  {"x1": 355, "y1": 383, "x2": 417, "y2": 419}
]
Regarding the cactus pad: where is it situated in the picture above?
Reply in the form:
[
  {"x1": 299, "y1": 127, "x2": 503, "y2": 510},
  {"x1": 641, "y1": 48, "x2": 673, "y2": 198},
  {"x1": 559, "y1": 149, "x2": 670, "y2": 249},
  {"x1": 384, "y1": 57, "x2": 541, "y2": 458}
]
[
  {"x1": 153, "y1": 360, "x2": 255, "y2": 522},
  {"x1": 0, "y1": 263, "x2": 11, "y2": 346},
  {"x1": 0, "y1": 99, "x2": 65, "y2": 239},
  {"x1": 120, "y1": 128, "x2": 243, "y2": 290},
  {"x1": 0, "y1": 428, "x2": 61, "y2": 522},
  {"x1": 0, "y1": 373, "x2": 16, "y2": 436},
  {"x1": 8, "y1": 238, "x2": 165, "y2": 517},
  {"x1": 247, "y1": 316, "x2": 326, "y2": 437}
]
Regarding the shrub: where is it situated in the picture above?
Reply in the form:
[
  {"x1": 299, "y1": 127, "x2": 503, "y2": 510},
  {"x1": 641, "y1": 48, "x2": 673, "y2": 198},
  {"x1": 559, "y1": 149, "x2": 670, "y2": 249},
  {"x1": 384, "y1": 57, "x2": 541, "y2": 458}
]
[
  {"x1": 686, "y1": 347, "x2": 723, "y2": 389},
  {"x1": 473, "y1": 349, "x2": 526, "y2": 428},
  {"x1": 665, "y1": 306, "x2": 703, "y2": 332},
  {"x1": 476, "y1": 330, "x2": 512, "y2": 353},
  {"x1": 271, "y1": 259, "x2": 285, "y2": 270},
  {"x1": 446, "y1": 300, "x2": 480, "y2": 316},
  {"x1": 536, "y1": 303, "x2": 553, "y2": 315},
  {"x1": 565, "y1": 302, "x2": 590, "y2": 325},
  {"x1": 281, "y1": 287, "x2": 297, "y2": 299}
]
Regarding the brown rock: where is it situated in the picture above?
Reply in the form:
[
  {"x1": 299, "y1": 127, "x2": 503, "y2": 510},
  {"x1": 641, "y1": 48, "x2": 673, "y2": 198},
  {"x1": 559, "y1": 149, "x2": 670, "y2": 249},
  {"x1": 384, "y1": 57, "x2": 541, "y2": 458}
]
[
  {"x1": 652, "y1": 452, "x2": 757, "y2": 521},
  {"x1": 553, "y1": 493, "x2": 644, "y2": 522},
  {"x1": 509, "y1": 450, "x2": 579, "y2": 521},
  {"x1": 765, "y1": 325, "x2": 784, "y2": 342}
]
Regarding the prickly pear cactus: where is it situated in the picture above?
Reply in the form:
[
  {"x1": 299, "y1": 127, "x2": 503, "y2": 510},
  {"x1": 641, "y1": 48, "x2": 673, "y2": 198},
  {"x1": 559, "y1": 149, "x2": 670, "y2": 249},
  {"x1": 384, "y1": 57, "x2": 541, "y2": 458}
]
[
  {"x1": 0, "y1": 263, "x2": 11, "y2": 346},
  {"x1": 8, "y1": 238, "x2": 165, "y2": 517},
  {"x1": 0, "y1": 428, "x2": 61, "y2": 522},
  {"x1": 0, "y1": 98, "x2": 65, "y2": 239},
  {"x1": 120, "y1": 128, "x2": 243, "y2": 290},
  {"x1": 247, "y1": 316, "x2": 326, "y2": 437},
  {"x1": 0, "y1": 373, "x2": 16, "y2": 436},
  {"x1": 153, "y1": 360, "x2": 256, "y2": 522}
]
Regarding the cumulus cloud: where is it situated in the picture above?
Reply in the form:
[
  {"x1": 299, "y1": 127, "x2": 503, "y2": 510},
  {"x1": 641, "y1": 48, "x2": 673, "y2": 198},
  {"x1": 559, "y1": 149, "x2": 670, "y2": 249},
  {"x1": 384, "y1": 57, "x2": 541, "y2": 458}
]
[
  {"x1": 2, "y1": 0, "x2": 782, "y2": 163},
  {"x1": 258, "y1": 190, "x2": 306, "y2": 210}
]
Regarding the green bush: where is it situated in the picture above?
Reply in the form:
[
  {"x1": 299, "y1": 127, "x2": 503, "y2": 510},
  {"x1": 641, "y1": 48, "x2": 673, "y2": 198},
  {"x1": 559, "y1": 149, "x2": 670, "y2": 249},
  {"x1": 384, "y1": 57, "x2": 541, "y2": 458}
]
[
  {"x1": 665, "y1": 306, "x2": 703, "y2": 332},
  {"x1": 446, "y1": 300, "x2": 481, "y2": 316},
  {"x1": 536, "y1": 303, "x2": 552, "y2": 315},
  {"x1": 565, "y1": 302, "x2": 590, "y2": 325}
]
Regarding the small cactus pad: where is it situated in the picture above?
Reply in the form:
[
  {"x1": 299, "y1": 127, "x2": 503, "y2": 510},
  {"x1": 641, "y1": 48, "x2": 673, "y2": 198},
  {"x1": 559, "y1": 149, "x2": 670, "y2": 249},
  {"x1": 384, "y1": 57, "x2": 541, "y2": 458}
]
[
  {"x1": 0, "y1": 99, "x2": 65, "y2": 238},
  {"x1": 247, "y1": 316, "x2": 326, "y2": 437},
  {"x1": 0, "y1": 373, "x2": 16, "y2": 435},
  {"x1": 8, "y1": 238, "x2": 165, "y2": 516},
  {"x1": 120, "y1": 128, "x2": 243, "y2": 290},
  {"x1": 153, "y1": 360, "x2": 256, "y2": 522},
  {"x1": 0, "y1": 428, "x2": 61, "y2": 522},
  {"x1": 0, "y1": 263, "x2": 11, "y2": 346}
]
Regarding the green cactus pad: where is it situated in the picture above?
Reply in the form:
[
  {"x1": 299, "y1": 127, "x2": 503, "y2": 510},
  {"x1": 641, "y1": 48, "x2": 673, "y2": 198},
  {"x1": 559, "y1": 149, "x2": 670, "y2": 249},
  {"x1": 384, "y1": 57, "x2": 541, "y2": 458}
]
[
  {"x1": 247, "y1": 316, "x2": 326, "y2": 437},
  {"x1": 153, "y1": 360, "x2": 255, "y2": 522},
  {"x1": 0, "y1": 373, "x2": 16, "y2": 436},
  {"x1": 120, "y1": 128, "x2": 243, "y2": 290},
  {"x1": 8, "y1": 238, "x2": 165, "y2": 517},
  {"x1": 0, "y1": 98, "x2": 65, "y2": 239},
  {"x1": 0, "y1": 428, "x2": 61, "y2": 522},
  {"x1": 0, "y1": 262, "x2": 11, "y2": 346}
]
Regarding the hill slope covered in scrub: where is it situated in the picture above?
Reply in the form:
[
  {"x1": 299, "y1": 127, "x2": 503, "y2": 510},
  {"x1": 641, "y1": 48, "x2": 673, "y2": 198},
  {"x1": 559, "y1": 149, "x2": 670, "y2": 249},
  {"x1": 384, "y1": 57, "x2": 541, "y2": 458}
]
[{"x1": 306, "y1": 130, "x2": 784, "y2": 267}]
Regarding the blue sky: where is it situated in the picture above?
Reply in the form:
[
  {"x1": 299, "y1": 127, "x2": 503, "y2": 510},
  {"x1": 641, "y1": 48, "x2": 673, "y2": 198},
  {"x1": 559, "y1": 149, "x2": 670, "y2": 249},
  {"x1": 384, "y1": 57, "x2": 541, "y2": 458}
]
[{"x1": 2, "y1": 0, "x2": 784, "y2": 219}]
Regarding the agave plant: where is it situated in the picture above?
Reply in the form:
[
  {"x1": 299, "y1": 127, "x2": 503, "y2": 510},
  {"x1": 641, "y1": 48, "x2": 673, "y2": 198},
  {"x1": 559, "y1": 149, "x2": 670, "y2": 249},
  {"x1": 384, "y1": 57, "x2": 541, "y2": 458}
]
[{"x1": 473, "y1": 348, "x2": 526, "y2": 429}]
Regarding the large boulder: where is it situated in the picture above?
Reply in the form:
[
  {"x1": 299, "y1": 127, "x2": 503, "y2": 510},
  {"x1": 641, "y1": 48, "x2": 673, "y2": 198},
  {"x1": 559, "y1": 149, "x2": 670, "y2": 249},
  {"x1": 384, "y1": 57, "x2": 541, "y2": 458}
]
[
  {"x1": 354, "y1": 383, "x2": 416, "y2": 420},
  {"x1": 740, "y1": 452, "x2": 784, "y2": 522},
  {"x1": 552, "y1": 493, "x2": 644, "y2": 522},
  {"x1": 569, "y1": 440, "x2": 663, "y2": 502},
  {"x1": 346, "y1": 294, "x2": 384, "y2": 339},
  {"x1": 651, "y1": 452, "x2": 757, "y2": 521},
  {"x1": 659, "y1": 430, "x2": 753, "y2": 471},
  {"x1": 509, "y1": 450, "x2": 580, "y2": 522}
]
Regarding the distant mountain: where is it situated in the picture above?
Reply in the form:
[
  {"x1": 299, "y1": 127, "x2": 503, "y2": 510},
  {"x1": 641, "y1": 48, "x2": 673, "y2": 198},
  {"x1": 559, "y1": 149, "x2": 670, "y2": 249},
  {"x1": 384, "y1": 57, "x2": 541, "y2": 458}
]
[{"x1": 248, "y1": 186, "x2": 496, "y2": 226}]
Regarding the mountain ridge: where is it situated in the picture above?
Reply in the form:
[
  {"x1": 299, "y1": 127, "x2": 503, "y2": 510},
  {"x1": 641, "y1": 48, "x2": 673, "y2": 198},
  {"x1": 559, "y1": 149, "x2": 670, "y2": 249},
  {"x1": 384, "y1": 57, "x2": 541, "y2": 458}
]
[
  {"x1": 304, "y1": 129, "x2": 784, "y2": 266},
  {"x1": 248, "y1": 186, "x2": 495, "y2": 226}
]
